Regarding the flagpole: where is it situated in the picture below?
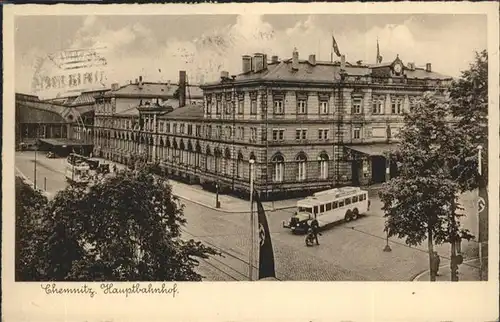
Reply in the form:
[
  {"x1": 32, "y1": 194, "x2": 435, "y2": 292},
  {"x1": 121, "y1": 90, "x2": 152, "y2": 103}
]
[
  {"x1": 477, "y1": 144, "x2": 483, "y2": 281},
  {"x1": 249, "y1": 159, "x2": 255, "y2": 281}
]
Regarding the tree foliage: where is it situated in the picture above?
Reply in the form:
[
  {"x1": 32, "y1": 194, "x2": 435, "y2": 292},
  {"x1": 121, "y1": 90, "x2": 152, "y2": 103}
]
[
  {"x1": 15, "y1": 177, "x2": 49, "y2": 280},
  {"x1": 449, "y1": 50, "x2": 488, "y2": 190},
  {"x1": 16, "y1": 167, "x2": 220, "y2": 281},
  {"x1": 379, "y1": 92, "x2": 474, "y2": 248}
]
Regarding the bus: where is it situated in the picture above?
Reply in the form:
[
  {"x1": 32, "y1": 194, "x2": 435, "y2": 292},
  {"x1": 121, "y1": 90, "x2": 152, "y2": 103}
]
[
  {"x1": 65, "y1": 153, "x2": 95, "y2": 184},
  {"x1": 283, "y1": 186, "x2": 370, "y2": 234}
]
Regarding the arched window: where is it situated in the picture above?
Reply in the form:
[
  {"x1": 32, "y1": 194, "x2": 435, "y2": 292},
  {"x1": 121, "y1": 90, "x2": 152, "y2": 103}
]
[
  {"x1": 271, "y1": 153, "x2": 284, "y2": 183},
  {"x1": 224, "y1": 147, "x2": 231, "y2": 176},
  {"x1": 296, "y1": 152, "x2": 307, "y2": 181},
  {"x1": 237, "y1": 151, "x2": 244, "y2": 178},
  {"x1": 318, "y1": 152, "x2": 329, "y2": 180}
]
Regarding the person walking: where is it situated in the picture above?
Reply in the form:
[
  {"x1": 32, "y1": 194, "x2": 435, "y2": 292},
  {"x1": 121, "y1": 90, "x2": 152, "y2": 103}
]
[
  {"x1": 430, "y1": 251, "x2": 441, "y2": 277},
  {"x1": 310, "y1": 217, "x2": 320, "y2": 245}
]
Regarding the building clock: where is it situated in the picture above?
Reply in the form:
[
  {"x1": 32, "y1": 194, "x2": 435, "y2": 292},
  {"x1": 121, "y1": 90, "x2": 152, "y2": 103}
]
[{"x1": 394, "y1": 63, "x2": 403, "y2": 75}]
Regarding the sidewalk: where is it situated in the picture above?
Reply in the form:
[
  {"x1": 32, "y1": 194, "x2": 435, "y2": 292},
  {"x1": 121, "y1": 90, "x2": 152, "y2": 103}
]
[
  {"x1": 412, "y1": 258, "x2": 483, "y2": 281},
  {"x1": 77, "y1": 158, "x2": 384, "y2": 214}
]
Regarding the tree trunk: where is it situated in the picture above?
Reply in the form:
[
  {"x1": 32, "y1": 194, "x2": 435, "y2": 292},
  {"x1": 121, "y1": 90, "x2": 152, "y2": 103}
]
[{"x1": 428, "y1": 227, "x2": 436, "y2": 281}]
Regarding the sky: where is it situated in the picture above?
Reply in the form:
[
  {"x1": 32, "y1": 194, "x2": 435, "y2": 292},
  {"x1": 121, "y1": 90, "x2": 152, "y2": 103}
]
[{"x1": 15, "y1": 14, "x2": 487, "y2": 98}]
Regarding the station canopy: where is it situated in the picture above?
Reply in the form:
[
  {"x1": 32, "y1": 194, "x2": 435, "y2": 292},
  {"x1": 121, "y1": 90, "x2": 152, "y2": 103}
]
[{"x1": 345, "y1": 144, "x2": 398, "y2": 157}]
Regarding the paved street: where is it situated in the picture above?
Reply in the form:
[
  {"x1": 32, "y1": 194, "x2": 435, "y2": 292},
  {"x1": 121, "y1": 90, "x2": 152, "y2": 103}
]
[{"x1": 15, "y1": 151, "x2": 482, "y2": 281}]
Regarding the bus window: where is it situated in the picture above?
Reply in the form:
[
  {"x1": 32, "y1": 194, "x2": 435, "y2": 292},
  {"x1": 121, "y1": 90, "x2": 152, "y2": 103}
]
[
  {"x1": 326, "y1": 203, "x2": 332, "y2": 211},
  {"x1": 339, "y1": 200, "x2": 345, "y2": 207},
  {"x1": 352, "y1": 195, "x2": 358, "y2": 202},
  {"x1": 332, "y1": 202, "x2": 338, "y2": 209},
  {"x1": 306, "y1": 207, "x2": 312, "y2": 213},
  {"x1": 320, "y1": 205, "x2": 325, "y2": 213},
  {"x1": 314, "y1": 206, "x2": 318, "y2": 214},
  {"x1": 359, "y1": 194, "x2": 365, "y2": 201},
  {"x1": 345, "y1": 198, "x2": 351, "y2": 205}
]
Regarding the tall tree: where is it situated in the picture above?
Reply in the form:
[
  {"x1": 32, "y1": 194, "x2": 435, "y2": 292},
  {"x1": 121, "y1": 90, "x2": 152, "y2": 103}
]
[
  {"x1": 15, "y1": 177, "x2": 50, "y2": 280},
  {"x1": 448, "y1": 50, "x2": 488, "y2": 190},
  {"x1": 17, "y1": 167, "x2": 219, "y2": 281},
  {"x1": 379, "y1": 92, "x2": 473, "y2": 281}
]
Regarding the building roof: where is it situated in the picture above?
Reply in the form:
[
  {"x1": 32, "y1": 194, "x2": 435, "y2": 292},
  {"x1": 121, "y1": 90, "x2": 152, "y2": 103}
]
[
  {"x1": 204, "y1": 56, "x2": 452, "y2": 86},
  {"x1": 71, "y1": 90, "x2": 109, "y2": 107},
  {"x1": 105, "y1": 82, "x2": 203, "y2": 99},
  {"x1": 159, "y1": 104, "x2": 204, "y2": 120},
  {"x1": 16, "y1": 103, "x2": 67, "y2": 124}
]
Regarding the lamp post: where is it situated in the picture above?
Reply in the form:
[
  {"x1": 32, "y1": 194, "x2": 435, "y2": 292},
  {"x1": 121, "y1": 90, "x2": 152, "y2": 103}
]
[{"x1": 249, "y1": 158, "x2": 255, "y2": 281}]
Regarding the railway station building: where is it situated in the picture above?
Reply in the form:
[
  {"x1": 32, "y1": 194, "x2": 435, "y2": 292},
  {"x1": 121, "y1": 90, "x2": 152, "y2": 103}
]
[{"x1": 90, "y1": 50, "x2": 452, "y2": 199}]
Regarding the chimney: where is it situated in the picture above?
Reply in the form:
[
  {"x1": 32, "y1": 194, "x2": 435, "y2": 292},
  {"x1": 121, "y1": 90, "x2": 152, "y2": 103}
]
[
  {"x1": 292, "y1": 49, "x2": 299, "y2": 70},
  {"x1": 179, "y1": 70, "x2": 186, "y2": 108},
  {"x1": 138, "y1": 76, "x2": 143, "y2": 89},
  {"x1": 271, "y1": 55, "x2": 279, "y2": 63},
  {"x1": 253, "y1": 53, "x2": 264, "y2": 73},
  {"x1": 341, "y1": 55, "x2": 346, "y2": 70},
  {"x1": 407, "y1": 62, "x2": 415, "y2": 71},
  {"x1": 111, "y1": 83, "x2": 119, "y2": 91},
  {"x1": 242, "y1": 55, "x2": 252, "y2": 73},
  {"x1": 220, "y1": 70, "x2": 229, "y2": 79},
  {"x1": 426, "y1": 63, "x2": 432, "y2": 72},
  {"x1": 308, "y1": 54, "x2": 316, "y2": 66}
]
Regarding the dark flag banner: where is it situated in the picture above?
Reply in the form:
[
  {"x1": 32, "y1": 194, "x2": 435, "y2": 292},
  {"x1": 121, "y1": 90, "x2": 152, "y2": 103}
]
[
  {"x1": 332, "y1": 35, "x2": 341, "y2": 57},
  {"x1": 254, "y1": 192, "x2": 276, "y2": 279},
  {"x1": 478, "y1": 173, "x2": 489, "y2": 244}
]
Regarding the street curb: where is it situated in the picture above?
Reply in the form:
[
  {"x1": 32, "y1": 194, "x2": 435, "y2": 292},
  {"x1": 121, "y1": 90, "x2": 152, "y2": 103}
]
[
  {"x1": 411, "y1": 257, "x2": 484, "y2": 281},
  {"x1": 174, "y1": 194, "x2": 295, "y2": 214},
  {"x1": 15, "y1": 168, "x2": 53, "y2": 199}
]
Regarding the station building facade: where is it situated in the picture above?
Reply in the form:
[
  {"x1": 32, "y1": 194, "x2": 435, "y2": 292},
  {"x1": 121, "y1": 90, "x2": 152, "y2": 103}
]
[{"x1": 90, "y1": 51, "x2": 452, "y2": 199}]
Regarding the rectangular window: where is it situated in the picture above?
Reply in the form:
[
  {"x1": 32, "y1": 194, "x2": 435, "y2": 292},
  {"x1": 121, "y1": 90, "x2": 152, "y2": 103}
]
[
  {"x1": 206, "y1": 125, "x2": 212, "y2": 138},
  {"x1": 353, "y1": 98, "x2": 362, "y2": 114},
  {"x1": 251, "y1": 100, "x2": 257, "y2": 115},
  {"x1": 318, "y1": 129, "x2": 323, "y2": 140},
  {"x1": 345, "y1": 197, "x2": 352, "y2": 205},
  {"x1": 159, "y1": 122, "x2": 164, "y2": 133},
  {"x1": 173, "y1": 123, "x2": 177, "y2": 134},
  {"x1": 196, "y1": 125, "x2": 201, "y2": 136},
  {"x1": 250, "y1": 127, "x2": 257, "y2": 142},
  {"x1": 239, "y1": 127, "x2": 245, "y2": 140},
  {"x1": 166, "y1": 123, "x2": 171, "y2": 133},
  {"x1": 279, "y1": 129, "x2": 284, "y2": 141},
  {"x1": 216, "y1": 126, "x2": 222, "y2": 139},
  {"x1": 272, "y1": 129, "x2": 279, "y2": 141},
  {"x1": 326, "y1": 203, "x2": 332, "y2": 211},
  {"x1": 188, "y1": 124, "x2": 193, "y2": 135},
  {"x1": 372, "y1": 99, "x2": 383, "y2": 114},
  {"x1": 353, "y1": 128, "x2": 361, "y2": 139},
  {"x1": 238, "y1": 100, "x2": 244, "y2": 114},
  {"x1": 296, "y1": 129, "x2": 307, "y2": 140},
  {"x1": 320, "y1": 205, "x2": 325, "y2": 213},
  {"x1": 339, "y1": 200, "x2": 345, "y2": 207},
  {"x1": 352, "y1": 196, "x2": 359, "y2": 202},
  {"x1": 297, "y1": 100, "x2": 307, "y2": 114},
  {"x1": 319, "y1": 101, "x2": 329, "y2": 114},
  {"x1": 332, "y1": 202, "x2": 338, "y2": 209},
  {"x1": 392, "y1": 99, "x2": 403, "y2": 114},
  {"x1": 314, "y1": 206, "x2": 318, "y2": 214},
  {"x1": 216, "y1": 101, "x2": 221, "y2": 114},
  {"x1": 274, "y1": 100, "x2": 284, "y2": 114}
]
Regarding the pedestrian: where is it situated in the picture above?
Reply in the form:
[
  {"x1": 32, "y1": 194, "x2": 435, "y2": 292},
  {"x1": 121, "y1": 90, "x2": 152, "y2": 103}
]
[
  {"x1": 310, "y1": 217, "x2": 320, "y2": 245},
  {"x1": 113, "y1": 164, "x2": 117, "y2": 173}
]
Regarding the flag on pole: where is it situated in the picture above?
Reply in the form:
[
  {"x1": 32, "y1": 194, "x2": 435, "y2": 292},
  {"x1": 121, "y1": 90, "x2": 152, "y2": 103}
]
[
  {"x1": 254, "y1": 192, "x2": 276, "y2": 279},
  {"x1": 332, "y1": 35, "x2": 341, "y2": 57}
]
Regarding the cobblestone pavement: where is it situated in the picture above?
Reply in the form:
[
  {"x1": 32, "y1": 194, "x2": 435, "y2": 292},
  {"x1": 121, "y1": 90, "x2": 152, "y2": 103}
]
[{"x1": 15, "y1": 152, "x2": 483, "y2": 281}]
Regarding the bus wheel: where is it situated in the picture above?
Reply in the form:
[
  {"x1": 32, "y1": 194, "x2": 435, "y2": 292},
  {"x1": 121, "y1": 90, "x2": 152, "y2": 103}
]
[
  {"x1": 345, "y1": 210, "x2": 352, "y2": 222},
  {"x1": 352, "y1": 208, "x2": 359, "y2": 220}
]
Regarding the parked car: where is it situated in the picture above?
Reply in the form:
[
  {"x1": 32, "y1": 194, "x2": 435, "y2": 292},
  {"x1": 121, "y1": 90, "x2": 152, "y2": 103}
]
[{"x1": 46, "y1": 152, "x2": 56, "y2": 158}]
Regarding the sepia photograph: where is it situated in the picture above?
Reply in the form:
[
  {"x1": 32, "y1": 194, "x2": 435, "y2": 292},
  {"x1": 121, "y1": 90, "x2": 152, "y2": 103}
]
[{"x1": 3, "y1": 2, "x2": 499, "y2": 322}]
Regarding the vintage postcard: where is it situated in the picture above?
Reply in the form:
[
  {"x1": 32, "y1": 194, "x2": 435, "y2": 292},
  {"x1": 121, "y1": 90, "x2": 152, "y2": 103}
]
[{"x1": 3, "y1": 2, "x2": 499, "y2": 321}]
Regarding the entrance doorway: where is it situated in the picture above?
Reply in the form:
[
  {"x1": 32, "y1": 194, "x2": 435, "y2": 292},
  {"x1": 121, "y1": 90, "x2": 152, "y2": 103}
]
[
  {"x1": 351, "y1": 160, "x2": 361, "y2": 186},
  {"x1": 371, "y1": 156, "x2": 386, "y2": 183}
]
